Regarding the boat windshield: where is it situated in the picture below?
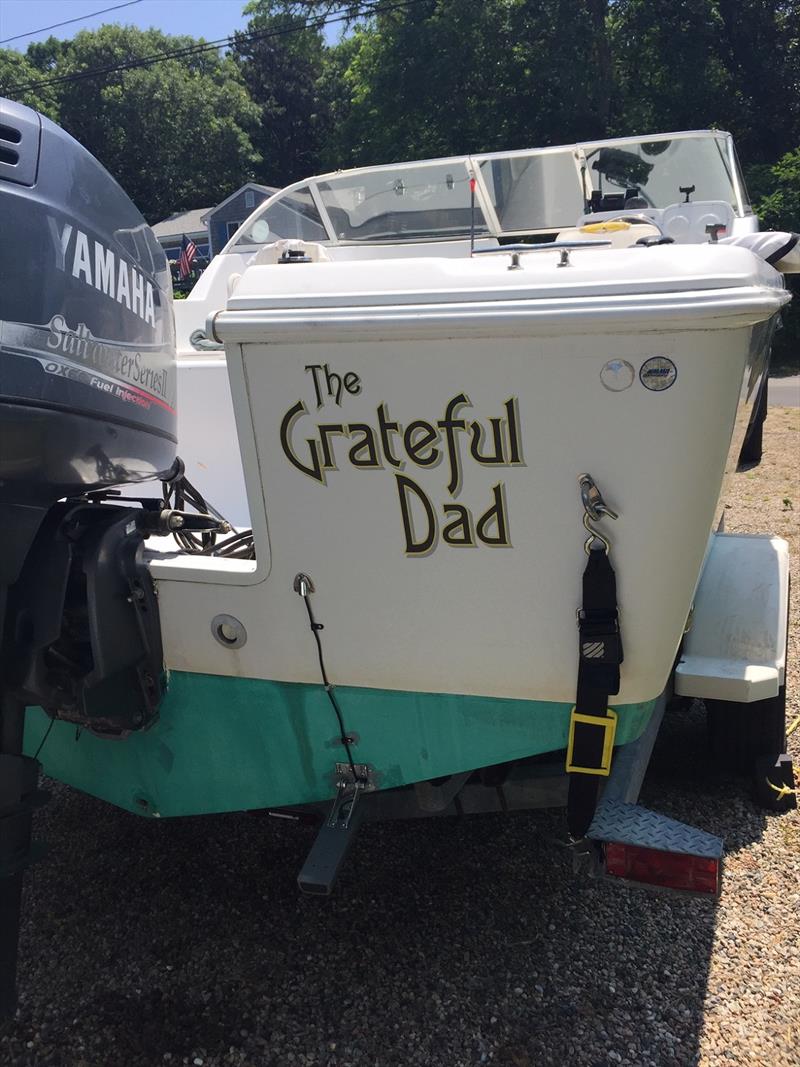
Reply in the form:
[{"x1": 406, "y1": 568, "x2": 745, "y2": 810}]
[
  {"x1": 235, "y1": 185, "x2": 328, "y2": 246},
  {"x1": 316, "y1": 161, "x2": 487, "y2": 242},
  {"x1": 477, "y1": 149, "x2": 584, "y2": 231},
  {"x1": 583, "y1": 134, "x2": 743, "y2": 211},
  {"x1": 231, "y1": 131, "x2": 747, "y2": 250}
]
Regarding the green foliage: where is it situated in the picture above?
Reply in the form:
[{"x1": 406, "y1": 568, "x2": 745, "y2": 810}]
[
  {"x1": 610, "y1": 1, "x2": 799, "y2": 165},
  {"x1": 609, "y1": 1, "x2": 732, "y2": 136},
  {"x1": 1, "y1": 26, "x2": 260, "y2": 222},
  {"x1": 747, "y1": 149, "x2": 800, "y2": 373},
  {"x1": 232, "y1": 1, "x2": 329, "y2": 185},
  {"x1": 321, "y1": 1, "x2": 616, "y2": 169},
  {"x1": 0, "y1": 47, "x2": 60, "y2": 117},
  {"x1": 747, "y1": 149, "x2": 800, "y2": 231}
]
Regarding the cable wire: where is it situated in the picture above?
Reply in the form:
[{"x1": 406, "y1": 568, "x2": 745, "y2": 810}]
[
  {"x1": 160, "y1": 464, "x2": 255, "y2": 559},
  {"x1": 298, "y1": 588, "x2": 359, "y2": 779},
  {"x1": 0, "y1": 0, "x2": 142, "y2": 45},
  {"x1": 33, "y1": 718, "x2": 55, "y2": 761},
  {"x1": 2, "y1": 0, "x2": 423, "y2": 95}
]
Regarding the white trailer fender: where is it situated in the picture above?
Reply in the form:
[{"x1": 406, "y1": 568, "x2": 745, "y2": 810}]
[{"x1": 674, "y1": 533, "x2": 790, "y2": 702}]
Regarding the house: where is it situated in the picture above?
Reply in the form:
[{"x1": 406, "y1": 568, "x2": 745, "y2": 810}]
[
  {"x1": 202, "y1": 182, "x2": 278, "y2": 257},
  {"x1": 153, "y1": 183, "x2": 280, "y2": 267},
  {"x1": 151, "y1": 207, "x2": 211, "y2": 264}
]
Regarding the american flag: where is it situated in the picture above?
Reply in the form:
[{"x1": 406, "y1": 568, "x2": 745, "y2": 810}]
[{"x1": 178, "y1": 234, "x2": 198, "y2": 280}]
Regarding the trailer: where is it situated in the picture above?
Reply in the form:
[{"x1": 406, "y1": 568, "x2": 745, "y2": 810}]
[{"x1": 0, "y1": 99, "x2": 795, "y2": 1017}]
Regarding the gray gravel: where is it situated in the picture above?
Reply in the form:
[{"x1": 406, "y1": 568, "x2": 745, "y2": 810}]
[
  {"x1": 1, "y1": 741, "x2": 796, "y2": 1067},
  {"x1": 1, "y1": 411, "x2": 798, "y2": 1067}
]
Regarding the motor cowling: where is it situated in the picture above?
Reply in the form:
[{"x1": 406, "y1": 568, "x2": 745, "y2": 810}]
[
  {"x1": 0, "y1": 100, "x2": 181, "y2": 1016},
  {"x1": 0, "y1": 97, "x2": 177, "y2": 585}
]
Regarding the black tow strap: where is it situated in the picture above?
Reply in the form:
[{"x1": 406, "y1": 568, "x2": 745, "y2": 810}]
[{"x1": 566, "y1": 546, "x2": 624, "y2": 839}]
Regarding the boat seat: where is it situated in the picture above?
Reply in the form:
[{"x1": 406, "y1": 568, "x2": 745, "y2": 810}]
[{"x1": 556, "y1": 218, "x2": 662, "y2": 248}]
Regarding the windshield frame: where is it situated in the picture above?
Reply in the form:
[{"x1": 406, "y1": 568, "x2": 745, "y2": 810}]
[{"x1": 225, "y1": 130, "x2": 748, "y2": 253}]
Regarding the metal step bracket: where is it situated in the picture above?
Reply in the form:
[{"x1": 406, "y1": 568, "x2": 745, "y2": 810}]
[
  {"x1": 297, "y1": 762, "x2": 375, "y2": 895},
  {"x1": 327, "y1": 762, "x2": 374, "y2": 830},
  {"x1": 588, "y1": 798, "x2": 723, "y2": 859}
]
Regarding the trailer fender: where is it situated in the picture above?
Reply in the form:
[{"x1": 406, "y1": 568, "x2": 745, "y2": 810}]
[{"x1": 674, "y1": 533, "x2": 789, "y2": 702}]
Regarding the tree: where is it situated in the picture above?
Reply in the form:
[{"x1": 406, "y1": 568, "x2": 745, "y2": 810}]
[
  {"x1": 1, "y1": 26, "x2": 261, "y2": 222},
  {"x1": 609, "y1": 1, "x2": 799, "y2": 163},
  {"x1": 747, "y1": 148, "x2": 800, "y2": 371},
  {"x1": 716, "y1": 1, "x2": 799, "y2": 164},
  {"x1": 609, "y1": 1, "x2": 733, "y2": 137},
  {"x1": 0, "y1": 47, "x2": 60, "y2": 118},
  {"x1": 322, "y1": 1, "x2": 616, "y2": 169},
  {"x1": 232, "y1": 0, "x2": 330, "y2": 186}
]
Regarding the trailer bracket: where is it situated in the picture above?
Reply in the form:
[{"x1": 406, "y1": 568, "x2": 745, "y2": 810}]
[{"x1": 297, "y1": 763, "x2": 375, "y2": 895}]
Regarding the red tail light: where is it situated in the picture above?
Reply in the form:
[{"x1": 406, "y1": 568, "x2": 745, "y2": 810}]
[{"x1": 603, "y1": 841, "x2": 721, "y2": 896}]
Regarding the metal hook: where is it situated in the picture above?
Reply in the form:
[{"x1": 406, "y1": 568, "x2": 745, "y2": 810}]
[
  {"x1": 578, "y1": 473, "x2": 618, "y2": 523},
  {"x1": 578, "y1": 474, "x2": 618, "y2": 555},
  {"x1": 583, "y1": 510, "x2": 611, "y2": 555}
]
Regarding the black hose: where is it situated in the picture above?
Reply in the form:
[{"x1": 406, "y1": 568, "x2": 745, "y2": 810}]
[{"x1": 161, "y1": 464, "x2": 256, "y2": 560}]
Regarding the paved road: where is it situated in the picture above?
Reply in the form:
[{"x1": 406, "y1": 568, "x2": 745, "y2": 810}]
[{"x1": 769, "y1": 375, "x2": 800, "y2": 407}]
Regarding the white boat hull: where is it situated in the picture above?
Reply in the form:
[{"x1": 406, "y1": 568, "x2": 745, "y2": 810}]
[{"x1": 153, "y1": 248, "x2": 785, "y2": 708}]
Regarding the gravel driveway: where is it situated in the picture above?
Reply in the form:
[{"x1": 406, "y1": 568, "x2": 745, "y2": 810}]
[{"x1": 1, "y1": 410, "x2": 798, "y2": 1067}]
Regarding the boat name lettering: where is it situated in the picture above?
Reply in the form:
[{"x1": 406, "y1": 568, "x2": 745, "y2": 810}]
[
  {"x1": 280, "y1": 383, "x2": 524, "y2": 555},
  {"x1": 48, "y1": 217, "x2": 156, "y2": 328},
  {"x1": 305, "y1": 363, "x2": 362, "y2": 407}
]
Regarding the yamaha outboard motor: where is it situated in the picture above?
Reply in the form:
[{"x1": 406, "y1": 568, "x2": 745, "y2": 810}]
[{"x1": 0, "y1": 98, "x2": 184, "y2": 1015}]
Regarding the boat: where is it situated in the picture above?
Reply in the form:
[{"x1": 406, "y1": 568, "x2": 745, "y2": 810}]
[
  {"x1": 0, "y1": 102, "x2": 796, "y2": 1011},
  {"x1": 175, "y1": 128, "x2": 793, "y2": 516}
]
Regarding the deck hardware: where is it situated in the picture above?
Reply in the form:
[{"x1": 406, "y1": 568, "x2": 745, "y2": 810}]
[
  {"x1": 297, "y1": 763, "x2": 375, "y2": 895},
  {"x1": 279, "y1": 248, "x2": 312, "y2": 264},
  {"x1": 211, "y1": 613, "x2": 247, "y2": 649},
  {"x1": 474, "y1": 239, "x2": 611, "y2": 264},
  {"x1": 508, "y1": 252, "x2": 522, "y2": 270},
  {"x1": 293, "y1": 572, "x2": 314, "y2": 597},
  {"x1": 578, "y1": 473, "x2": 618, "y2": 555}
]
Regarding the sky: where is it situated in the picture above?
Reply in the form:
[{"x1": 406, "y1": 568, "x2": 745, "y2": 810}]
[{"x1": 1, "y1": 1, "x2": 264, "y2": 51}]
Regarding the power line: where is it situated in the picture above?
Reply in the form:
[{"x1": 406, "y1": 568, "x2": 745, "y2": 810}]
[
  {"x1": 2, "y1": 0, "x2": 418, "y2": 95},
  {"x1": 0, "y1": 0, "x2": 143, "y2": 45}
]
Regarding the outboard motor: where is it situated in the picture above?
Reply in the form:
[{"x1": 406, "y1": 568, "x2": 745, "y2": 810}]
[{"x1": 0, "y1": 98, "x2": 186, "y2": 1015}]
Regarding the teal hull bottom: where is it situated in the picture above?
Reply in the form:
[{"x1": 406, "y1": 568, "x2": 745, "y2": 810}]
[{"x1": 24, "y1": 671, "x2": 657, "y2": 817}]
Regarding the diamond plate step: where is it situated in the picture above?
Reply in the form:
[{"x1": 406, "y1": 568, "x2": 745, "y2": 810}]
[{"x1": 588, "y1": 798, "x2": 723, "y2": 859}]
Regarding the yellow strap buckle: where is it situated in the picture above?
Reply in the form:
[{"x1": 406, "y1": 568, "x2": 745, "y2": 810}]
[{"x1": 566, "y1": 708, "x2": 618, "y2": 776}]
